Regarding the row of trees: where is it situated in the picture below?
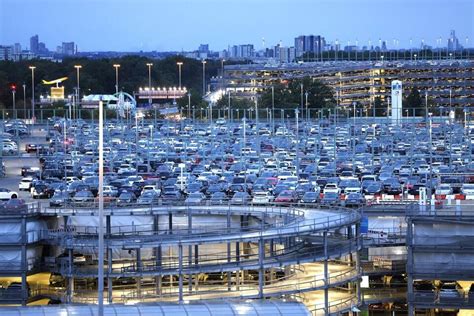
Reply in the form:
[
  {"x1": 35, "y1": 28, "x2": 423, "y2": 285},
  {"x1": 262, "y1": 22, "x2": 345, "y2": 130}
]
[
  {"x1": 213, "y1": 77, "x2": 337, "y2": 112},
  {"x1": 0, "y1": 56, "x2": 224, "y2": 111}
]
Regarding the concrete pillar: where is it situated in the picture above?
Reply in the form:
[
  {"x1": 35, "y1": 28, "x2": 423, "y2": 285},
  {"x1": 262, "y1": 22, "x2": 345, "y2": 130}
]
[
  {"x1": 67, "y1": 248, "x2": 74, "y2": 303},
  {"x1": 355, "y1": 223, "x2": 361, "y2": 304},
  {"x1": 168, "y1": 212, "x2": 173, "y2": 234},
  {"x1": 227, "y1": 209, "x2": 232, "y2": 291},
  {"x1": 20, "y1": 217, "x2": 27, "y2": 306},
  {"x1": 178, "y1": 243, "x2": 183, "y2": 302},
  {"x1": 324, "y1": 231, "x2": 329, "y2": 316},
  {"x1": 188, "y1": 209, "x2": 193, "y2": 293},
  {"x1": 258, "y1": 238, "x2": 264, "y2": 298},
  {"x1": 107, "y1": 248, "x2": 113, "y2": 303},
  {"x1": 155, "y1": 245, "x2": 162, "y2": 296},
  {"x1": 136, "y1": 249, "x2": 142, "y2": 298},
  {"x1": 407, "y1": 219, "x2": 415, "y2": 316}
]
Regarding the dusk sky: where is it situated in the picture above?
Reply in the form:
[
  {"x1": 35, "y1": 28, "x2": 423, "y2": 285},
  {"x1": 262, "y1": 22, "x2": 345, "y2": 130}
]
[{"x1": 1, "y1": 0, "x2": 473, "y2": 52}]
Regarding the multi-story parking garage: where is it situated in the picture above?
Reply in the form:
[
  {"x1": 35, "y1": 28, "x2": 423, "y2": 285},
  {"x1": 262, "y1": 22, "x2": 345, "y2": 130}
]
[
  {"x1": 222, "y1": 60, "x2": 474, "y2": 111},
  {"x1": 0, "y1": 203, "x2": 361, "y2": 315}
]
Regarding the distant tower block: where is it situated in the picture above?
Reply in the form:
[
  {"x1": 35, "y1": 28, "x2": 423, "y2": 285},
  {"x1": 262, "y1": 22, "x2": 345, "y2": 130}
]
[{"x1": 391, "y1": 80, "x2": 403, "y2": 125}]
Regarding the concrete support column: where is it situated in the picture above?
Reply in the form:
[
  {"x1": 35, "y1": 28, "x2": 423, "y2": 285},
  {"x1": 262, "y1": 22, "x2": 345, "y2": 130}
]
[
  {"x1": 153, "y1": 215, "x2": 162, "y2": 296},
  {"x1": 107, "y1": 248, "x2": 113, "y2": 303},
  {"x1": 188, "y1": 209, "x2": 193, "y2": 293},
  {"x1": 236, "y1": 242, "x2": 240, "y2": 291},
  {"x1": 258, "y1": 238, "x2": 265, "y2": 299},
  {"x1": 354, "y1": 223, "x2": 361, "y2": 304},
  {"x1": 407, "y1": 219, "x2": 415, "y2": 316},
  {"x1": 168, "y1": 212, "x2": 173, "y2": 234},
  {"x1": 323, "y1": 231, "x2": 329, "y2": 316},
  {"x1": 136, "y1": 248, "x2": 142, "y2": 298},
  {"x1": 67, "y1": 248, "x2": 74, "y2": 303},
  {"x1": 155, "y1": 245, "x2": 162, "y2": 296},
  {"x1": 178, "y1": 243, "x2": 183, "y2": 302},
  {"x1": 20, "y1": 217, "x2": 27, "y2": 306},
  {"x1": 227, "y1": 209, "x2": 232, "y2": 291}
]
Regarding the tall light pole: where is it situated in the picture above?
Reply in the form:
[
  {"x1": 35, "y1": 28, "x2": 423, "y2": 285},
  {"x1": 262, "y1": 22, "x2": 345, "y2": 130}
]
[
  {"x1": 187, "y1": 93, "x2": 191, "y2": 119},
  {"x1": 10, "y1": 84, "x2": 16, "y2": 119},
  {"x1": 22, "y1": 83, "x2": 26, "y2": 119},
  {"x1": 29, "y1": 66, "x2": 36, "y2": 122},
  {"x1": 177, "y1": 62, "x2": 183, "y2": 89},
  {"x1": 74, "y1": 65, "x2": 82, "y2": 119},
  {"x1": 271, "y1": 86, "x2": 275, "y2": 134},
  {"x1": 202, "y1": 60, "x2": 207, "y2": 96},
  {"x1": 97, "y1": 99, "x2": 105, "y2": 316},
  {"x1": 146, "y1": 63, "x2": 153, "y2": 106},
  {"x1": 221, "y1": 59, "x2": 225, "y2": 90},
  {"x1": 113, "y1": 64, "x2": 120, "y2": 94}
]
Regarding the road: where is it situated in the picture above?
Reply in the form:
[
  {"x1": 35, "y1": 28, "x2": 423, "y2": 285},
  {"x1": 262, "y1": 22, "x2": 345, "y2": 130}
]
[{"x1": 0, "y1": 126, "x2": 47, "y2": 202}]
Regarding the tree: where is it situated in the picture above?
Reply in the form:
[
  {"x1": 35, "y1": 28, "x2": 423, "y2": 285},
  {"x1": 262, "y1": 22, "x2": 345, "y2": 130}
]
[
  {"x1": 404, "y1": 88, "x2": 424, "y2": 116},
  {"x1": 258, "y1": 77, "x2": 336, "y2": 111}
]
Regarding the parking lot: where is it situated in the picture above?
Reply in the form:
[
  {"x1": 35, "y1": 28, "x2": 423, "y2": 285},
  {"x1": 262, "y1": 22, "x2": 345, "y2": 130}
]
[{"x1": 0, "y1": 115, "x2": 472, "y2": 210}]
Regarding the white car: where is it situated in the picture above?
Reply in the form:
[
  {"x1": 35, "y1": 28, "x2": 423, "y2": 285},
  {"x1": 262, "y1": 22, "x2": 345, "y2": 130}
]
[
  {"x1": 461, "y1": 184, "x2": 474, "y2": 195},
  {"x1": 435, "y1": 184, "x2": 453, "y2": 195},
  {"x1": 323, "y1": 183, "x2": 341, "y2": 195},
  {"x1": 141, "y1": 185, "x2": 161, "y2": 196},
  {"x1": 19, "y1": 177, "x2": 33, "y2": 191},
  {"x1": 0, "y1": 188, "x2": 18, "y2": 201},
  {"x1": 252, "y1": 191, "x2": 274, "y2": 204}
]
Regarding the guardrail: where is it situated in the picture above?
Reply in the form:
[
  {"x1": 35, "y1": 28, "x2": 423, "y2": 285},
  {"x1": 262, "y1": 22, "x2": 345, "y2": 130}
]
[
  {"x1": 410, "y1": 291, "x2": 474, "y2": 308},
  {"x1": 55, "y1": 237, "x2": 360, "y2": 278},
  {"x1": 311, "y1": 293, "x2": 358, "y2": 316}
]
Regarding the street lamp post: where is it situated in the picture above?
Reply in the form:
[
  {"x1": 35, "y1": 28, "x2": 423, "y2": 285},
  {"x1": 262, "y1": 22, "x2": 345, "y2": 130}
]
[
  {"x1": 202, "y1": 60, "x2": 207, "y2": 96},
  {"x1": 271, "y1": 86, "x2": 275, "y2": 134},
  {"x1": 305, "y1": 91, "x2": 309, "y2": 125},
  {"x1": 221, "y1": 59, "x2": 225, "y2": 90},
  {"x1": 177, "y1": 62, "x2": 183, "y2": 89},
  {"x1": 187, "y1": 93, "x2": 191, "y2": 119},
  {"x1": 97, "y1": 99, "x2": 105, "y2": 316},
  {"x1": 74, "y1": 65, "x2": 82, "y2": 118},
  {"x1": 29, "y1": 66, "x2": 36, "y2": 122},
  {"x1": 146, "y1": 63, "x2": 153, "y2": 106},
  {"x1": 179, "y1": 163, "x2": 185, "y2": 191},
  {"x1": 11, "y1": 85, "x2": 16, "y2": 119},
  {"x1": 22, "y1": 84, "x2": 26, "y2": 119},
  {"x1": 113, "y1": 64, "x2": 120, "y2": 94}
]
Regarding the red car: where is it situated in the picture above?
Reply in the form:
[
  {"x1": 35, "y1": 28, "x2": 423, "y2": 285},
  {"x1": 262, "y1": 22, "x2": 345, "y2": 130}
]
[{"x1": 275, "y1": 190, "x2": 297, "y2": 203}]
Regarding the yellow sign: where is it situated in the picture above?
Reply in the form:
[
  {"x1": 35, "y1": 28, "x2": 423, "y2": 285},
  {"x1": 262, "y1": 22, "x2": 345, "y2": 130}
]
[{"x1": 51, "y1": 87, "x2": 65, "y2": 99}]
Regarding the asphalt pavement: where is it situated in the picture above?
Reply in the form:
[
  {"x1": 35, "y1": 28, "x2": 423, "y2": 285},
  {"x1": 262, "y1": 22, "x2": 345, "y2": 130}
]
[{"x1": 0, "y1": 126, "x2": 47, "y2": 202}]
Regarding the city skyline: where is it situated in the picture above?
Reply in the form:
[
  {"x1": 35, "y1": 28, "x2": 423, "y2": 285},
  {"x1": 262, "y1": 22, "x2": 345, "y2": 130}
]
[{"x1": 1, "y1": 0, "x2": 472, "y2": 52}]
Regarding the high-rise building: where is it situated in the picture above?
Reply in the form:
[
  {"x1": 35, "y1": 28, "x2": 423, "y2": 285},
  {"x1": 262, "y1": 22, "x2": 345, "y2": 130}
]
[
  {"x1": 30, "y1": 34, "x2": 39, "y2": 53},
  {"x1": 294, "y1": 35, "x2": 325, "y2": 59},
  {"x1": 239, "y1": 44, "x2": 254, "y2": 58},
  {"x1": 198, "y1": 44, "x2": 209, "y2": 53},
  {"x1": 295, "y1": 36, "x2": 305, "y2": 57},
  {"x1": 61, "y1": 42, "x2": 75, "y2": 55},
  {"x1": 0, "y1": 45, "x2": 14, "y2": 61},
  {"x1": 38, "y1": 42, "x2": 48, "y2": 54},
  {"x1": 279, "y1": 47, "x2": 296, "y2": 63},
  {"x1": 13, "y1": 43, "x2": 21, "y2": 55},
  {"x1": 448, "y1": 30, "x2": 461, "y2": 51}
]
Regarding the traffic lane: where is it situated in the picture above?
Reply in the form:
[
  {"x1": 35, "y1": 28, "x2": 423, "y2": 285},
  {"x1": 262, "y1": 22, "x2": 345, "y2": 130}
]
[{"x1": 1, "y1": 156, "x2": 41, "y2": 202}]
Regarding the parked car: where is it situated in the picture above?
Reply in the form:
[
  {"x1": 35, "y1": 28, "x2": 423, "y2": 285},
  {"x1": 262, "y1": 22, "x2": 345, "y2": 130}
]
[
  {"x1": 320, "y1": 192, "x2": 340, "y2": 207},
  {"x1": 301, "y1": 192, "x2": 320, "y2": 204},
  {"x1": 230, "y1": 192, "x2": 250, "y2": 205},
  {"x1": 252, "y1": 191, "x2": 274, "y2": 204},
  {"x1": 185, "y1": 192, "x2": 206, "y2": 205},
  {"x1": 343, "y1": 192, "x2": 366, "y2": 207},
  {"x1": 0, "y1": 188, "x2": 18, "y2": 201},
  {"x1": 19, "y1": 177, "x2": 34, "y2": 191},
  {"x1": 49, "y1": 192, "x2": 70, "y2": 207},
  {"x1": 72, "y1": 190, "x2": 94, "y2": 204}
]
